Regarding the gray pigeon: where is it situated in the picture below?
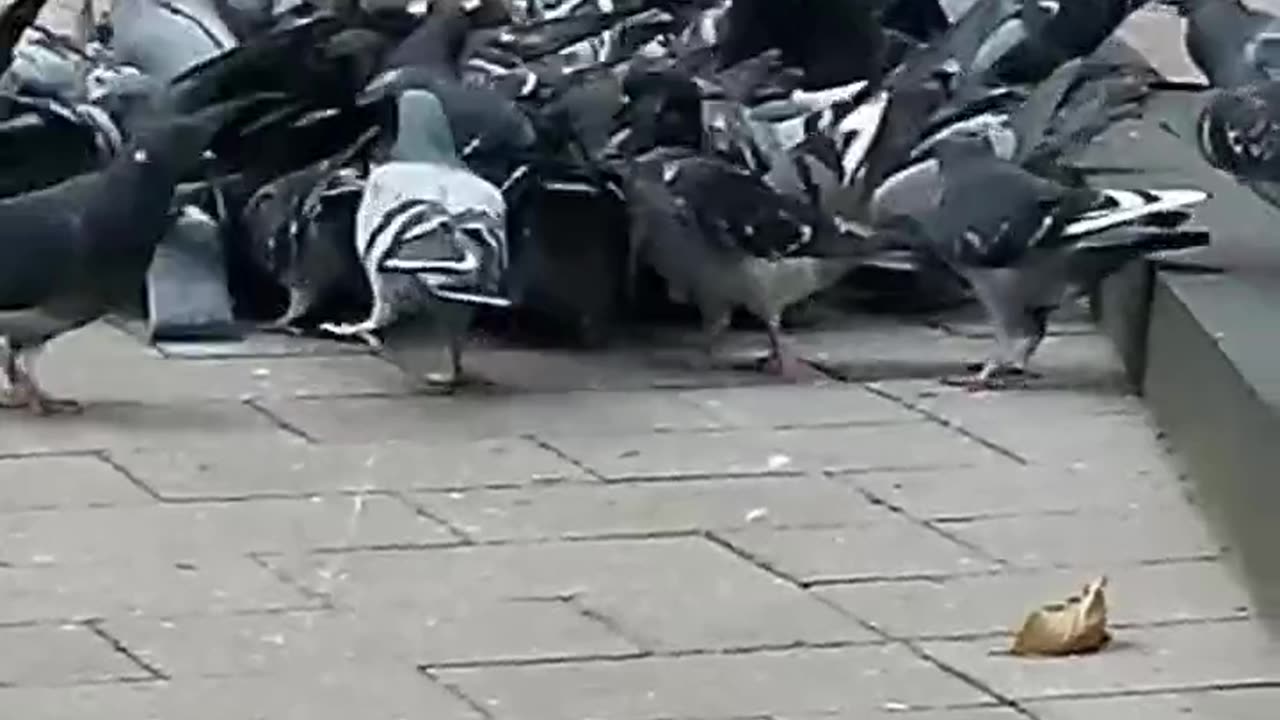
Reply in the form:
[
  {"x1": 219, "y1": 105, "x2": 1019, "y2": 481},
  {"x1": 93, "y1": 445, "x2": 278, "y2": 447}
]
[
  {"x1": 0, "y1": 97, "x2": 262, "y2": 413},
  {"x1": 1193, "y1": 79, "x2": 1280, "y2": 208},
  {"x1": 320, "y1": 88, "x2": 510, "y2": 391},
  {"x1": 1178, "y1": 0, "x2": 1280, "y2": 87},
  {"x1": 911, "y1": 129, "x2": 1209, "y2": 389}
]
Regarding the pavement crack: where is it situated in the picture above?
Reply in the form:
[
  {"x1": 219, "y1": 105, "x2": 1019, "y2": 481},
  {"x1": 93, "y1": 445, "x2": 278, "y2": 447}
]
[
  {"x1": 84, "y1": 620, "x2": 169, "y2": 681},
  {"x1": 561, "y1": 594, "x2": 657, "y2": 653}
]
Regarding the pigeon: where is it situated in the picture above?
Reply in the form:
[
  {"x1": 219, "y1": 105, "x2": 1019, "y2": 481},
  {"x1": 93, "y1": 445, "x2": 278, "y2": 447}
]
[
  {"x1": 615, "y1": 69, "x2": 876, "y2": 379},
  {"x1": 321, "y1": 88, "x2": 510, "y2": 391},
  {"x1": 0, "y1": 95, "x2": 267, "y2": 413},
  {"x1": 1193, "y1": 79, "x2": 1280, "y2": 206},
  {"x1": 1179, "y1": 0, "x2": 1280, "y2": 87},
  {"x1": 0, "y1": 0, "x2": 51, "y2": 80},
  {"x1": 241, "y1": 140, "x2": 373, "y2": 332},
  {"x1": 908, "y1": 129, "x2": 1209, "y2": 389},
  {"x1": 109, "y1": 0, "x2": 240, "y2": 83},
  {"x1": 717, "y1": 0, "x2": 888, "y2": 89}
]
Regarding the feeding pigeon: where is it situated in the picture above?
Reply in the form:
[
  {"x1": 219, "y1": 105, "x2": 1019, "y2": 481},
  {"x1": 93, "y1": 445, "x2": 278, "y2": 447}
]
[
  {"x1": 616, "y1": 69, "x2": 879, "y2": 380},
  {"x1": 320, "y1": 87, "x2": 510, "y2": 391},
  {"x1": 907, "y1": 128, "x2": 1209, "y2": 389},
  {"x1": 0, "y1": 95, "x2": 270, "y2": 413}
]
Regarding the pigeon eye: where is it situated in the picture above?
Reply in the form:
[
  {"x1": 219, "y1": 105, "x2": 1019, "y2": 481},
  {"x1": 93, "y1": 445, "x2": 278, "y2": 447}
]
[{"x1": 132, "y1": 149, "x2": 149, "y2": 163}]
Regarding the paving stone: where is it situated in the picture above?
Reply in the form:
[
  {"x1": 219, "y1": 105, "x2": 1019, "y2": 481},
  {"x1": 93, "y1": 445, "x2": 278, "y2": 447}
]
[
  {"x1": 0, "y1": 496, "x2": 453, "y2": 566},
  {"x1": 937, "y1": 507, "x2": 1225, "y2": 569},
  {"x1": 776, "y1": 709, "x2": 1020, "y2": 720},
  {"x1": 0, "y1": 624, "x2": 151, "y2": 686},
  {"x1": 102, "y1": 602, "x2": 639, "y2": 676},
  {"x1": 814, "y1": 560, "x2": 1254, "y2": 639},
  {"x1": 801, "y1": 323, "x2": 1127, "y2": 387},
  {"x1": 432, "y1": 645, "x2": 988, "y2": 720},
  {"x1": 1028, "y1": 687, "x2": 1280, "y2": 720},
  {"x1": 43, "y1": 350, "x2": 413, "y2": 403},
  {"x1": 543, "y1": 423, "x2": 1011, "y2": 481},
  {"x1": 1118, "y1": 5, "x2": 1204, "y2": 83},
  {"x1": 256, "y1": 390, "x2": 724, "y2": 443},
  {"x1": 384, "y1": 336, "x2": 768, "y2": 392},
  {"x1": 0, "y1": 667, "x2": 480, "y2": 719},
  {"x1": 848, "y1": 464, "x2": 1190, "y2": 521},
  {"x1": 870, "y1": 380, "x2": 1145, "y2": 420},
  {"x1": 0, "y1": 401, "x2": 297, "y2": 455},
  {"x1": 153, "y1": 333, "x2": 375, "y2": 359},
  {"x1": 0, "y1": 557, "x2": 312, "y2": 624},
  {"x1": 714, "y1": 522, "x2": 998, "y2": 584},
  {"x1": 409, "y1": 475, "x2": 884, "y2": 542},
  {"x1": 920, "y1": 621, "x2": 1280, "y2": 701},
  {"x1": 0, "y1": 684, "x2": 156, "y2": 719},
  {"x1": 269, "y1": 536, "x2": 875, "y2": 651},
  {"x1": 675, "y1": 385, "x2": 921, "y2": 428},
  {"x1": 111, "y1": 437, "x2": 586, "y2": 500},
  {"x1": 0, "y1": 454, "x2": 152, "y2": 512},
  {"x1": 149, "y1": 667, "x2": 483, "y2": 719},
  {"x1": 949, "y1": 413, "x2": 1181, "y2": 473}
]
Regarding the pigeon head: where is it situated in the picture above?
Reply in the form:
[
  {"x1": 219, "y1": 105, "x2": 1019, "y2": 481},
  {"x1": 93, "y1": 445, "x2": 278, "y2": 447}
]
[
  {"x1": 130, "y1": 93, "x2": 282, "y2": 178},
  {"x1": 930, "y1": 126, "x2": 997, "y2": 166},
  {"x1": 1197, "y1": 84, "x2": 1280, "y2": 178},
  {"x1": 388, "y1": 88, "x2": 460, "y2": 165},
  {"x1": 620, "y1": 67, "x2": 705, "y2": 151}
]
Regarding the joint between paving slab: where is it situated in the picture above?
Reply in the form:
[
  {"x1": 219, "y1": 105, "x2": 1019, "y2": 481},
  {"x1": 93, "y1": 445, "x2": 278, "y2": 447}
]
[
  {"x1": 84, "y1": 619, "x2": 170, "y2": 681},
  {"x1": 849, "y1": 485, "x2": 1008, "y2": 566},
  {"x1": 391, "y1": 492, "x2": 479, "y2": 544},
  {"x1": 523, "y1": 434, "x2": 607, "y2": 480},
  {"x1": 93, "y1": 451, "x2": 166, "y2": 502},
  {"x1": 862, "y1": 384, "x2": 1029, "y2": 465},
  {"x1": 1013, "y1": 679, "x2": 1280, "y2": 705},
  {"x1": 418, "y1": 666, "x2": 499, "y2": 720},
  {"x1": 241, "y1": 398, "x2": 318, "y2": 443},
  {"x1": 418, "y1": 637, "x2": 886, "y2": 672},
  {"x1": 245, "y1": 553, "x2": 336, "y2": 606}
]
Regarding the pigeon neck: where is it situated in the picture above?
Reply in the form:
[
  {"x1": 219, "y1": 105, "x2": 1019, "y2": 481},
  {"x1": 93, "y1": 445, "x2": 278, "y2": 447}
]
[
  {"x1": 399, "y1": 7, "x2": 474, "y2": 75},
  {"x1": 389, "y1": 91, "x2": 460, "y2": 165}
]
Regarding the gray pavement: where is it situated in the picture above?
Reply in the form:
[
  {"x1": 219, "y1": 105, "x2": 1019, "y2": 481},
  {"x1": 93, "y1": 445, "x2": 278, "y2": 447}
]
[{"x1": 0, "y1": 300, "x2": 1275, "y2": 720}]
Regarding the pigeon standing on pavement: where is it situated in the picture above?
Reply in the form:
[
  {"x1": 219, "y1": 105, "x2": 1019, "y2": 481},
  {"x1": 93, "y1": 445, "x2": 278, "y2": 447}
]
[
  {"x1": 321, "y1": 88, "x2": 510, "y2": 391},
  {"x1": 617, "y1": 69, "x2": 877, "y2": 379},
  {"x1": 909, "y1": 129, "x2": 1209, "y2": 389},
  {"x1": 0, "y1": 96, "x2": 266, "y2": 414}
]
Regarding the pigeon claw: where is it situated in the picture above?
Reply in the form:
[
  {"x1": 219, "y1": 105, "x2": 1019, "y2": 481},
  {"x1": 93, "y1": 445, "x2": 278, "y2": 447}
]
[
  {"x1": 422, "y1": 369, "x2": 495, "y2": 395},
  {"x1": 256, "y1": 320, "x2": 306, "y2": 337},
  {"x1": 941, "y1": 365, "x2": 1038, "y2": 392},
  {"x1": 0, "y1": 388, "x2": 83, "y2": 416}
]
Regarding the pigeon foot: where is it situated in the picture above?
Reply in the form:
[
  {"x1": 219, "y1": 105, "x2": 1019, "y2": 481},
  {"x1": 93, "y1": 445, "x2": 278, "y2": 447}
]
[
  {"x1": 942, "y1": 364, "x2": 1039, "y2": 392},
  {"x1": 0, "y1": 387, "x2": 83, "y2": 416},
  {"x1": 422, "y1": 369, "x2": 495, "y2": 395},
  {"x1": 761, "y1": 351, "x2": 824, "y2": 382},
  {"x1": 256, "y1": 320, "x2": 306, "y2": 337}
]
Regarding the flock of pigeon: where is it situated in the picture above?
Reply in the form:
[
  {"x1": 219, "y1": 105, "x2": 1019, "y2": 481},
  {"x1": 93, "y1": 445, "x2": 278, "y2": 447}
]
[{"x1": 0, "y1": 0, "x2": 1274, "y2": 415}]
